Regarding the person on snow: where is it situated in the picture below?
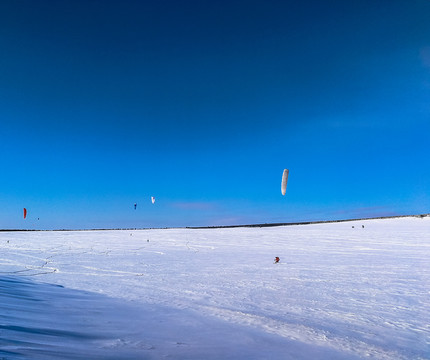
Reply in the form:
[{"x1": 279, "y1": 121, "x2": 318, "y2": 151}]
[{"x1": 274, "y1": 256, "x2": 280, "y2": 264}]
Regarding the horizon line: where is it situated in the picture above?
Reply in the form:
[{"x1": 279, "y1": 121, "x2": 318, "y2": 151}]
[{"x1": 1, "y1": 213, "x2": 428, "y2": 232}]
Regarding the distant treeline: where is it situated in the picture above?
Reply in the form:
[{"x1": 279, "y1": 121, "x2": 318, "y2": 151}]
[{"x1": 185, "y1": 213, "x2": 430, "y2": 230}]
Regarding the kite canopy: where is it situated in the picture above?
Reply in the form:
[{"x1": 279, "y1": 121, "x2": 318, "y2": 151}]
[
  {"x1": 151, "y1": 197, "x2": 155, "y2": 204},
  {"x1": 281, "y1": 169, "x2": 289, "y2": 195},
  {"x1": 23, "y1": 208, "x2": 27, "y2": 219}
]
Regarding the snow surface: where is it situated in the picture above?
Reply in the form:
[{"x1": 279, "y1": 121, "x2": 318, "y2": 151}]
[{"x1": 0, "y1": 216, "x2": 429, "y2": 359}]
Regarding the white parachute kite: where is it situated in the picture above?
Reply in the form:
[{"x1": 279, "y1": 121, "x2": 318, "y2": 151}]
[
  {"x1": 151, "y1": 196, "x2": 155, "y2": 204},
  {"x1": 281, "y1": 169, "x2": 289, "y2": 195}
]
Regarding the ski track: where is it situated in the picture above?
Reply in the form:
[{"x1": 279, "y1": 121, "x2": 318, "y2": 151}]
[{"x1": 0, "y1": 217, "x2": 429, "y2": 359}]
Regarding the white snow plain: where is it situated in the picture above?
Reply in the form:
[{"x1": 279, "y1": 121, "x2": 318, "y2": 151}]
[{"x1": 0, "y1": 216, "x2": 429, "y2": 359}]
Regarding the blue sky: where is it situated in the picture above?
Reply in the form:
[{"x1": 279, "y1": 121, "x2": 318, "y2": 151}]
[{"x1": 1, "y1": 0, "x2": 429, "y2": 229}]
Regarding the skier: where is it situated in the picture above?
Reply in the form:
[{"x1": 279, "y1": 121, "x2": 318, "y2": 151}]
[{"x1": 274, "y1": 256, "x2": 280, "y2": 264}]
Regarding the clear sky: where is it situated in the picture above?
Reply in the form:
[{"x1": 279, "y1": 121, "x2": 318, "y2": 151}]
[{"x1": 1, "y1": 0, "x2": 429, "y2": 230}]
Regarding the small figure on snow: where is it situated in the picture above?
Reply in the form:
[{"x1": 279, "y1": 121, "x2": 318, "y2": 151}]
[{"x1": 274, "y1": 256, "x2": 280, "y2": 264}]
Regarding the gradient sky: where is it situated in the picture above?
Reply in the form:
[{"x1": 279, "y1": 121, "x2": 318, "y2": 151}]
[{"x1": 1, "y1": 0, "x2": 429, "y2": 229}]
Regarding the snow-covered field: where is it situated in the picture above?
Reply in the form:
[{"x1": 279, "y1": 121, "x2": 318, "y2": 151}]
[{"x1": 0, "y1": 216, "x2": 429, "y2": 359}]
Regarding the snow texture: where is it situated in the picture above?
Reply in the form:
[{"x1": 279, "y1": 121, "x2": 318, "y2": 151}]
[{"x1": 0, "y1": 216, "x2": 429, "y2": 359}]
